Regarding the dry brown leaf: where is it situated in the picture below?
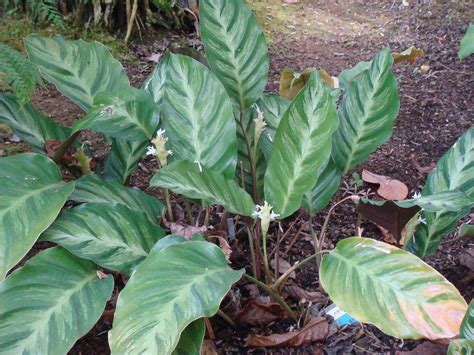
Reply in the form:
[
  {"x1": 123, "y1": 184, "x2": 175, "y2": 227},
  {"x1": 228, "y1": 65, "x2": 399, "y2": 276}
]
[
  {"x1": 392, "y1": 47, "x2": 424, "y2": 64},
  {"x1": 357, "y1": 200, "x2": 420, "y2": 244},
  {"x1": 279, "y1": 68, "x2": 313, "y2": 100},
  {"x1": 270, "y1": 258, "x2": 295, "y2": 278},
  {"x1": 411, "y1": 154, "x2": 436, "y2": 174},
  {"x1": 246, "y1": 317, "x2": 329, "y2": 347},
  {"x1": 286, "y1": 284, "x2": 326, "y2": 303},
  {"x1": 207, "y1": 235, "x2": 232, "y2": 262},
  {"x1": 200, "y1": 339, "x2": 218, "y2": 355},
  {"x1": 237, "y1": 300, "x2": 285, "y2": 327},
  {"x1": 362, "y1": 170, "x2": 409, "y2": 200},
  {"x1": 166, "y1": 222, "x2": 207, "y2": 239},
  {"x1": 318, "y1": 69, "x2": 338, "y2": 88}
]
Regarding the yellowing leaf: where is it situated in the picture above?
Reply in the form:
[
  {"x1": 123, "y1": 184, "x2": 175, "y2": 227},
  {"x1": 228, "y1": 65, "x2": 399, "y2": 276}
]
[{"x1": 392, "y1": 47, "x2": 424, "y2": 64}]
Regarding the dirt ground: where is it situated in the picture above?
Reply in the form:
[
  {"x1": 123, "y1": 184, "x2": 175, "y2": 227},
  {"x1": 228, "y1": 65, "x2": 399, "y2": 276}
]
[{"x1": 2, "y1": 0, "x2": 473, "y2": 354}]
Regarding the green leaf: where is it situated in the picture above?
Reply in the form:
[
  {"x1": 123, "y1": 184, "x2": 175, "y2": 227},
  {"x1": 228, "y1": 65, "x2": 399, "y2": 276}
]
[
  {"x1": 70, "y1": 174, "x2": 164, "y2": 224},
  {"x1": 448, "y1": 340, "x2": 474, "y2": 355},
  {"x1": 104, "y1": 138, "x2": 148, "y2": 184},
  {"x1": 0, "y1": 247, "x2": 114, "y2": 354},
  {"x1": 256, "y1": 93, "x2": 290, "y2": 161},
  {"x1": 320, "y1": 237, "x2": 468, "y2": 340},
  {"x1": 150, "y1": 160, "x2": 255, "y2": 217},
  {"x1": 73, "y1": 87, "x2": 159, "y2": 141},
  {"x1": 264, "y1": 71, "x2": 339, "y2": 218},
  {"x1": 109, "y1": 240, "x2": 244, "y2": 354},
  {"x1": 143, "y1": 54, "x2": 169, "y2": 109},
  {"x1": 200, "y1": 0, "x2": 269, "y2": 110},
  {"x1": 332, "y1": 48, "x2": 400, "y2": 175},
  {"x1": 0, "y1": 153, "x2": 74, "y2": 279},
  {"x1": 459, "y1": 24, "x2": 474, "y2": 60},
  {"x1": 172, "y1": 319, "x2": 205, "y2": 355},
  {"x1": 338, "y1": 60, "x2": 371, "y2": 89},
  {"x1": 24, "y1": 35, "x2": 129, "y2": 111},
  {"x1": 0, "y1": 93, "x2": 71, "y2": 153},
  {"x1": 302, "y1": 159, "x2": 342, "y2": 216},
  {"x1": 163, "y1": 54, "x2": 237, "y2": 176},
  {"x1": 460, "y1": 224, "x2": 474, "y2": 238},
  {"x1": 362, "y1": 190, "x2": 473, "y2": 212},
  {"x1": 41, "y1": 202, "x2": 165, "y2": 275},
  {"x1": 408, "y1": 129, "x2": 474, "y2": 258},
  {"x1": 461, "y1": 301, "x2": 473, "y2": 340}
]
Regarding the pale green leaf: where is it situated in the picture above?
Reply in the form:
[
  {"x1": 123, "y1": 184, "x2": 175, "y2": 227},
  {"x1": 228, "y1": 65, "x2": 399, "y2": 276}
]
[
  {"x1": 71, "y1": 174, "x2": 164, "y2": 223},
  {"x1": 24, "y1": 35, "x2": 129, "y2": 111},
  {"x1": 163, "y1": 54, "x2": 237, "y2": 176},
  {"x1": 338, "y1": 60, "x2": 371, "y2": 89},
  {"x1": 104, "y1": 138, "x2": 148, "y2": 184},
  {"x1": 303, "y1": 159, "x2": 342, "y2": 216},
  {"x1": 172, "y1": 320, "x2": 205, "y2": 355},
  {"x1": 408, "y1": 129, "x2": 474, "y2": 258},
  {"x1": 0, "y1": 247, "x2": 113, "y2": 354},
  {"x1": 150, "y1": 160, "x2": 255, "y2": 217},
  {"x1": 448, "y1": 339, "x2": 474, "y2": 355},
  {"x1": 73, "y1": 87, "x2": 159, "y2": 141},
  {"x1": 109, "y1": 239, "x2": 244, "y2": 354},
  {"x1": 0, "y1": 93, "x2": 70, "y2": 153},
  {"x1": 459, "y1": 24, "x2": 474, "y2": 60},
  {"x1": 332, "y1": 48, "x2": 400, "y2": 175},
  {"x1": 320, "y1": 237, "x2": 468, "y2": 340},
  {"x1": 200, "y1": 0, "x2": 269, "y2": 110},
  {"x1": 264, "y1": 71, "x2": 339, "y2": 218},
  {"x1": 143, "y1": 54, "x2": 169, "y2": 109},
  {"x1": 42, "y1": 202, "x2": 165, "y2": 275},
  {"x1": 460, "y1": 301, "x2": 473, "y2": 340},
  {"x1": 0, "y1": 153, "x2": 74, "y2": 279}
]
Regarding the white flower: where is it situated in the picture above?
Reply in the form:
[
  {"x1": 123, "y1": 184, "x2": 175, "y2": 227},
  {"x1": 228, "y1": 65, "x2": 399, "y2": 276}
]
[
  {"x1": 253, "y1": 201, "x2": 280, "y2": 237},
  {"x1": 146, "y1": 146, "x2": 156, "y2": 156},
  {"x1": 412, "y1": 191, "x2": 422, "y2": 199},
  {"x1": 252, "y1": 104, "x2": 266, "y2": 144},
  {"x1": 150, "y1": 129, "x2": 172, "y2": 166},
  {"x1": 418, "y1": 215, "x2": 427, "y2": 225}
]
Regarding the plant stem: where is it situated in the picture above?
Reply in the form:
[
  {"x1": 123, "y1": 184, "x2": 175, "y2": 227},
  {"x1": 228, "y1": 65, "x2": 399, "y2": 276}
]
[
  {"x1": 237, "y1": 111, "x2": 257, "y2": 202},
  {"x1": 247, "y1": 227, "x2": 258, "y2": 279},
  {"x1": 53, "y1": 131, "x2": 81, "y2": 163},
  {"x1": 164, "y1": 188, "x2": 173, "y2": 222},
  {"x1": 309, "y1": 217, "x2": 322, "y2": 268},
  {"x1": 216, "y1": 309, "x2": 236, "y2": 328},
  {"x1": 244, "y1": 274, "x2": 298, "y2": 321},
  {"x1": 261, "y1": 228, "x2": 273, "y2": 285},
  {"x1": 273, "y1": 250, "x2": 329, "y2": 291},
  {"x1": 183, "y1": 199, "x2": 194, "y2": 225},
  {"x1": 204, "y1": 206, "x2": 210, "y2": 226},
  {"x1": 318, "y1": 195, "x2": 356, "y2": 250}
]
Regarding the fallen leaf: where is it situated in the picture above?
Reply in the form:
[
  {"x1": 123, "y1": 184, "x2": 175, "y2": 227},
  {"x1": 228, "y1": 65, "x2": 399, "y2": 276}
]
[
  {"x1": 200, "y1": 339, "x2": 217, "y2": 355},
  {"x1": 246, "y1": 317, "x2": 329, "y2": 347},
  {"x1": 362, "y1": 170, "x2": 409, "y2": 200},
  {"x1": 145, "y1": 53, "x2": 162, "y2": 63},
  {"x1": 286, "y1": 284, "x2": 326, "y2": 303},
  {"x1": 162, "y1": 215, "x2": 207, "y2": 239},
  {"x1": 420, "y1": 64, "x2": 430, "y2": 73},
  {"x1": 207, "y1": 235, "x2": 232, "y2": 262},
  {"x1": 279, "y1": 68, "x2": 313, "y2": 100},
  {"x1": 411, "y1": 154, "x2": 435, "y2": 174},
  {"x1": 392, "y1": 46, "x2": 424, "y2": 64},
  {"x1": 357, "y1": 200, "x2": 420, "y2": 244},
  {"x1": 270, "y1": 258, "x2": 295, "y2": 278},
  {"x1": 238, "y1": 300, "x2": 286, "y2": 327},
  {"x1": 396, "y1": 341, "x2": 447, "y2": 354}
]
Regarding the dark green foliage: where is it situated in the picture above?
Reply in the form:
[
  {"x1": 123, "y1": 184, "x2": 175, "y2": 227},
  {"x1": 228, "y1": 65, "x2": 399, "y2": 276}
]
[{"x1": 0, "y1": 43, "x2": 43, "y2": 105}]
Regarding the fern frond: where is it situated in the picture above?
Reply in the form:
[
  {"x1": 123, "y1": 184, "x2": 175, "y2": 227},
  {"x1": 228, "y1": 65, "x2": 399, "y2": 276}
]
[{"x1": 0, "y1": 44, "x2": 43, "y2": 105}]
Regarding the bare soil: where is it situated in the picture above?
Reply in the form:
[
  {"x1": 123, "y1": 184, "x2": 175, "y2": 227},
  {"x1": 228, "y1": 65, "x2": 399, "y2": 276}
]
[{"x1": 2, "y1": 1, "x2": 473, "y2": 354}]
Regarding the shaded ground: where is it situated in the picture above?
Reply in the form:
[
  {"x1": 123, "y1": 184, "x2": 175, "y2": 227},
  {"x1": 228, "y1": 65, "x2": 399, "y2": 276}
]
[{"x1": 1, "y1": 0, "x2": 473, "y2": 354}]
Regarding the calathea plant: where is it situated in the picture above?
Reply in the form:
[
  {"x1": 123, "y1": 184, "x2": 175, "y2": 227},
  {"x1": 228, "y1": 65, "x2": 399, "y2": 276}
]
[{"x1": 0, "y1": 0, "x2": 472, "y2": 354}]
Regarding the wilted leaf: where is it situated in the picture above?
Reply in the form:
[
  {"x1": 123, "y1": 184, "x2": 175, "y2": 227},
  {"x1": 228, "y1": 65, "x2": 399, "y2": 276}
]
[
  {"x1": 246, "y1": 317, "x2": 329, "y2": 347},
  {"x1": 270, "y1": 258, "x2": 295, "y2": 278},
  {"x1": 362, "y1": 170, "x2": 408, "y2": 200},
  {"x1": 279, "y1": 68, "x2": 313, "y2": 100},
  {"x1": 392, "y1": 47, "x2": 424, "y2": 64},
  {"x1": 357, "y1": 200, "x2": 420, "y2": 243},
  {"x1": 286, "y1": 284, "x2": 325, "y2": 303},
  {"x1": 237, "y1": 300, "x2": 285, "y2": 327},
  {"x1": 207, "y1": 235, "x2": 232, "y2": 262},
  {"x1": 163, "y1": 220, "x2": 207, "y2": 240}
]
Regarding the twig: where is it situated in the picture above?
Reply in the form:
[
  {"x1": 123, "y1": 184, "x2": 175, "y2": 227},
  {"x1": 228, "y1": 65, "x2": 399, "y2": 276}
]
[
  {"x1": 216, "y1": 309, "x2": 236, "y2": 328},
  {"x1": 281, "y1": 222, "x2": 307, "y2": 259},
  {"x1": 124, "y1": 0, "x2": 138, "y2": 43}
]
